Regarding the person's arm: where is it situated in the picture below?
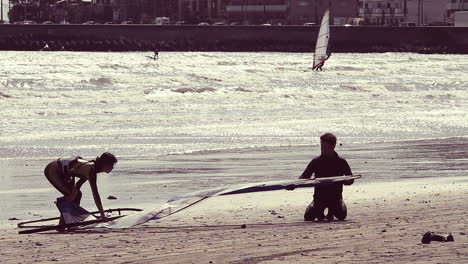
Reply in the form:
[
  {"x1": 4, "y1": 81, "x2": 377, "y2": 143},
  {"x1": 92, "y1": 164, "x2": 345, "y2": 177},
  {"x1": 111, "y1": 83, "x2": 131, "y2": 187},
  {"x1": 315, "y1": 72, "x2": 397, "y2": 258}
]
[
  {"x1": 343, "y1": 160, "x2": 354, "y2": 186},
  {"x1": 88, "y1": 169, "x2": 108, "y2": 221},
  {"x1": 299, "y1": 159, "x2": 316, "y2": 179},
  {"x1": 74, "y1": 178, "x2": 86, "y2": 191}
]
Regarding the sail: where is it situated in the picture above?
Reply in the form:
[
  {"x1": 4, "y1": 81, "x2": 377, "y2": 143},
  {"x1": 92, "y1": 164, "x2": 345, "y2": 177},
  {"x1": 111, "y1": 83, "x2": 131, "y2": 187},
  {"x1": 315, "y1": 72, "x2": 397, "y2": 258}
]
[
  {"x1": 313, "y1": 9, "x2": 331, "y2": 69},
  {"x1": 104, "y1": 175, "x2": 361, "y2": 229},
  {"x1": 55, "y1": 197, "x2": 97, "y2": 224}
]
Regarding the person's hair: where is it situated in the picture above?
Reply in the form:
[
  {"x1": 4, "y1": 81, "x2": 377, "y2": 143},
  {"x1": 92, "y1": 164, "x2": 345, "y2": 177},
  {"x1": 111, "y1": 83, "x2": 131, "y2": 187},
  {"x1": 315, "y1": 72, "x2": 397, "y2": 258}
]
[
  {"x1": 94, "y1": 152, "x2": 117, "y2": 170},
  {"x1": 320, "y1": 133, "x2": 337, "y2": 146}
]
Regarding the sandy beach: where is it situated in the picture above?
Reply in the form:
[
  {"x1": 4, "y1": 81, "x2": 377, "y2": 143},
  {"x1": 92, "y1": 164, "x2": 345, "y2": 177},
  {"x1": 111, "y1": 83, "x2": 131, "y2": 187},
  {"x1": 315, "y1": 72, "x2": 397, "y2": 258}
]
[{"x1": 1, "y1": 176, "x2": 466, "y2": 264}]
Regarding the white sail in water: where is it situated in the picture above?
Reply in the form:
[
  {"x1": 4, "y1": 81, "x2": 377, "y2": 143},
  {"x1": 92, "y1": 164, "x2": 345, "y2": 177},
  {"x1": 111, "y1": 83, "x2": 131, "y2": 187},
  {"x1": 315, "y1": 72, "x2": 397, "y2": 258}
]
[{"x1": 313, "y1": 9, "x2": 331, "y2": 70}]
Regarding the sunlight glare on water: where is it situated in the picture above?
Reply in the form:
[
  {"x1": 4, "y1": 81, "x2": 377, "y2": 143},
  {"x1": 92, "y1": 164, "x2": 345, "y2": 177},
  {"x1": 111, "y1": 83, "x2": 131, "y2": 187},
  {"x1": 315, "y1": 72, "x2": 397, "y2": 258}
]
[{"x1": 1, "y1": 51, "x2": 467, "y2": 159}]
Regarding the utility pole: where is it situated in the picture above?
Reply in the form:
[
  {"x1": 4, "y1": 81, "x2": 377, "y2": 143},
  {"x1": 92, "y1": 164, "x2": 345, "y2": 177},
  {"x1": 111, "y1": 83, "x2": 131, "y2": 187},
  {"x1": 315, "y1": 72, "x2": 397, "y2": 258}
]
[
  {"x1": 1, "y1": 0, "x2": 3, "y2": 22},
  {"x1": 403, "y1": 0, "x2": 407, "y2": 22},
  {"x1": 315, "y1": 0, "x2": 318, "y2": 24},
  {"x1": 417, "y1": 0, "x2": 425, "y2": 26},
  {"x1": 417, "y1": 0, "x2": 420, "y2": 26},
  {"x1": 242, "y1": 0, "x2": 246, "y2": 25},
  {"x1": 263, "y1": 0, "x2": 266, "y2": 24},
  {"x1": 421, "y1": 0, "x2": 424, "y2": 25}
]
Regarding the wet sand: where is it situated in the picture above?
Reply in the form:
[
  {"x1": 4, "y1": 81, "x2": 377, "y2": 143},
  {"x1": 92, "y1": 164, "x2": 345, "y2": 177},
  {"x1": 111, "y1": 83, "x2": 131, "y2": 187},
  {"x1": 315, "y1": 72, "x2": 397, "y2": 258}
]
[
  {"x1": 2, "y1": 137, "x2": 468, "y2": 224},
  {"x1": 0, "y1": 177, "x2": 467, "y2": 263}
]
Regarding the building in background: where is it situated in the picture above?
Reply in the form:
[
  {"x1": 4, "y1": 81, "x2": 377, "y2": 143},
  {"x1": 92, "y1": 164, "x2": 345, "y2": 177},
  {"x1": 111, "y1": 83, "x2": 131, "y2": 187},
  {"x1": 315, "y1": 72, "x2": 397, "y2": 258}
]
[
  {"x1": 446, "y1": 0, "x2": 468, "y2": 16},
  {"x1": 177, "y1": 0, "x2": 226, "y2": 23},
  {"x1": 225, "y1": 0, "x2": 289, "y2": 25},
  {"x1": 290, "y1": 0, "x2": 360, "y2": 25},
  {"x1": 358, "y1": 0, "x2": 405, "y2": 25},
  {"x1": 5, "y1": 0, "x2": 459, "y2": 25},
  {"x1": 446, "y1": 0, "x2": 468, "y2": 25},
  {"x1": 92, "y1": 0, "x2": 215, "y2": 24},
  {"x1": 93, "y1": 0, "x2": 161, "y2": 24},
  {"x1": 406, "y1": 0, "x2": 449, "y2": 26}
]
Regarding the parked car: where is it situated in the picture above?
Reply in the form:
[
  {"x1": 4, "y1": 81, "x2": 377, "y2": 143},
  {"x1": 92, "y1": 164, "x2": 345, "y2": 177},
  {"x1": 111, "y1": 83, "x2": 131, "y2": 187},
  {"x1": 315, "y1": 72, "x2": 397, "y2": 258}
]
[
  {"x1": 399, "y1": 22, "x2": 416, "y2": 27},
  {"x1": 42, "y1": 21, "x2": 54, "y2": 24},
  {"x1": 426, "y1": 22, "x2": 449, "y2": 26},
  {"x1": 260, "y1": 23, "x2": 272, "y2": 26},
  {"x1": 213, "y1": 22, "x2": 225, "y2": 26},
  {"x1": 19, "y1": 20, "x2": 36, "y2": 24},
  {"x1": 83, "y1": 21, "x2": 95, "y2": 25},
  {"x1": 230, "y1": 22, "x2": 240, "y2": 26},
  {"x1": 154, "y1": 17, "x2": 170, "y2": 25},
  {"x1": 175, "y1": 21, "x2": 187, "y2": 25},
  {"x1": 104, "y1": 22, "x2": 114, "y2": 25},
  {"x1": 59, "y1": 20, "x2": 69, "y2": 24},
  {"x1": 121, "y1": 21, "x2": 133, "y2": 24},
  {"x1": 197, "y1": 22, "x2": 210, "y2": 26},
  {"x1": 303, "y1": 22, "x2": 317, "y2": 26}
]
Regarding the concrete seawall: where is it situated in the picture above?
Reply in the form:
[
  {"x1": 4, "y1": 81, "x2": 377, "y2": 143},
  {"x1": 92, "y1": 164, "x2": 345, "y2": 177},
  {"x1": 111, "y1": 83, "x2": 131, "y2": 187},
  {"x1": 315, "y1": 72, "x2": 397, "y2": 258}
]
[{"x1": 1, "y1": 25, "x2": 468, "y2": 53}]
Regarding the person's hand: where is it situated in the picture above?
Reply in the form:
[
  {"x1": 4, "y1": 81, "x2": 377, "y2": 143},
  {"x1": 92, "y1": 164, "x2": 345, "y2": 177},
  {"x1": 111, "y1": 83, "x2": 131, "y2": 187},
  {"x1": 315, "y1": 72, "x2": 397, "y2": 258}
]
[
  {"x1": 343, "y1": 179, "x2": 354, "y2": 186},
  {"x1": 100, "y1": 215, "x2": 109, "y2": 222},
  {"x1": 285, "y1": 184, "x2": 296, "y2": 191}
]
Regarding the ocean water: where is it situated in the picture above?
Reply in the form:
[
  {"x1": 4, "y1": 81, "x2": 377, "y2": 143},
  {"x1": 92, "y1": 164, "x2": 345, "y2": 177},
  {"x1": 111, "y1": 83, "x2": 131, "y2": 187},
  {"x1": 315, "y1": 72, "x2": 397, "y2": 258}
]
[
  {"x1": 1, "y1": 51, "x2": 468, "y2": 158},
  {"x1": 1, "y1": 51, "x2": 468, "y2": 223}
]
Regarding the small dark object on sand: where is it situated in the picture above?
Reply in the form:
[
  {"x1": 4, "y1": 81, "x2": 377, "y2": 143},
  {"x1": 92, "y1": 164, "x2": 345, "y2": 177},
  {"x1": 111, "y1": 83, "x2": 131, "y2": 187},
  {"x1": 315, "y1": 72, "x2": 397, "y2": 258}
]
[
  {"x1": 241, "y1": 224, "x2": 246, "y2": 229},
  {"x1": 8, "y1": 217, "x2": 20, "y2": 221},
  {"x1": 107, "y1": 195, "x2": 117, "y2": 200},
  {"x1": 421, "y1": 231, "x2": 454, "y2": 244}
]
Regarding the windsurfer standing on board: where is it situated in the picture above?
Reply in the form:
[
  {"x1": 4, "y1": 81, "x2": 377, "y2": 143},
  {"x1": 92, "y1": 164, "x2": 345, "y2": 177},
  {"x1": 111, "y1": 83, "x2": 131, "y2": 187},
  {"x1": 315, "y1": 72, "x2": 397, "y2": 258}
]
[
  {"x1": 313, "y1": 51, "x2": 330, "y2": 71},
  {"x1": 44, "y1": 152, "x2": 118, "y2": 226},
  {"x1": 299, "y1": 133, "x2": 354, "y2": 221},
  {"x1": 146, "y1": 50, "x2": 159, "y2": 60}
]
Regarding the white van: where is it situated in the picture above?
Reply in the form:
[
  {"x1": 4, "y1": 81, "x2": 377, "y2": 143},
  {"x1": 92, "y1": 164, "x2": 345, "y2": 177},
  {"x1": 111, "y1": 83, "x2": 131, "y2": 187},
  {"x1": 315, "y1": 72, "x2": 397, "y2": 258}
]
[
  {"x1": 454, "y1": 11, "x2": 468, "y2": 27},
  {"x1": 155, "y1": 17, "x2": 170, "y2": 25}
]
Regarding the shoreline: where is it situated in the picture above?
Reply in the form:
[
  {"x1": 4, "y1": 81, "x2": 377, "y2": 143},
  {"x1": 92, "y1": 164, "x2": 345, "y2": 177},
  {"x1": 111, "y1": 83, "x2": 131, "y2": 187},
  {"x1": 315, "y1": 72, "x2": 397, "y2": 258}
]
[{"x1": 1, "y1": 137, "x2": 468, "y2": 227}]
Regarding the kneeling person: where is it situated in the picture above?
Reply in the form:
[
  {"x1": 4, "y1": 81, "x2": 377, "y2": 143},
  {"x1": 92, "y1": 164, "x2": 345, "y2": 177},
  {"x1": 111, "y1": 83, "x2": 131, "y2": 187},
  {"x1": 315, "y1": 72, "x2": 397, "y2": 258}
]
[{"x1": 300, "y1": 133, "x2": 353, "y2": 221}]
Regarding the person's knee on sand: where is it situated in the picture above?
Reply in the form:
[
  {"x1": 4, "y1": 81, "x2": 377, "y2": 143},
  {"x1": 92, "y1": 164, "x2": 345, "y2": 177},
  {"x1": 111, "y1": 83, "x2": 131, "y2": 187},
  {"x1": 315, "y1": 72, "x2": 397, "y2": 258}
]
[
  {"x1": 304, "y1": 199, "x2": 347, "y2": 221},
  {"x1": 304, "y1": 201, "x2": 324, "y2": 221},
  {"x1": 329, "y1": 199, "x2": 347, "y2": 221}
]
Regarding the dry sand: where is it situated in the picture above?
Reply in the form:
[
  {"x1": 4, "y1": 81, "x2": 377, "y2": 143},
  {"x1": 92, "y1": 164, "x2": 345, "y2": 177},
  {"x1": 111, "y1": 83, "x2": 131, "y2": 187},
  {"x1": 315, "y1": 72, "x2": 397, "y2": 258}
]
[{"x1": 1, "y1": 177, "x2": 467, "y2": 264}]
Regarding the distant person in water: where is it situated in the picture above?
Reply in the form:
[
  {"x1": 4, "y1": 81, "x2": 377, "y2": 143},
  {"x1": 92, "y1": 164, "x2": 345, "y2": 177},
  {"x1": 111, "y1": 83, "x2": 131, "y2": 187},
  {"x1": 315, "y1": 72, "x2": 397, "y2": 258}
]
[
  {"x1": 299, "y1": 133, "x2": 354, "y2": 221},
  {"x1": 146, "y1": 50, "x2": 159, "y2": 60},
  {"x1": 44, "y1": 152, "x2": 118, "y2": 225}
]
